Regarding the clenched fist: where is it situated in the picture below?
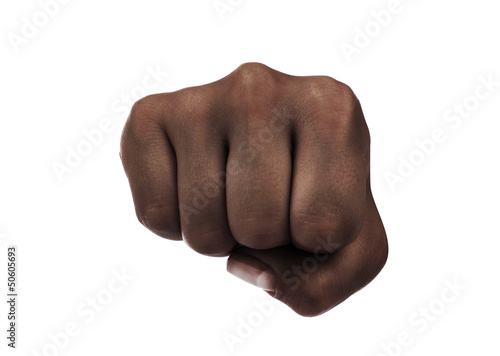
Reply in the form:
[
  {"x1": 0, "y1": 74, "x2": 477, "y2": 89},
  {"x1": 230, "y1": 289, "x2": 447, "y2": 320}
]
[{"x1": 120, "y1": 63, "x2": 388, "y2": 316}]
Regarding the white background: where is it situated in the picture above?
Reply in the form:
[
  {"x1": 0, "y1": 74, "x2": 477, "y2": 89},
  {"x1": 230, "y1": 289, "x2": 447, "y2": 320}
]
[{"x1": 1, "y1": 0, "x2": 499, "y2": 355}]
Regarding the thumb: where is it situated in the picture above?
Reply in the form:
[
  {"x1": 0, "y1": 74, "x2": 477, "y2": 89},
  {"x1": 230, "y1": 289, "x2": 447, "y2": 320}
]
[{"x1": 226, "y1": 191, "x2": 388, "y2": 317}]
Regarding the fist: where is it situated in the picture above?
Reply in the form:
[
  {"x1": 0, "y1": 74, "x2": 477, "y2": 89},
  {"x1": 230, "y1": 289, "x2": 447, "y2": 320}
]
[{"x1": 120, "y1": 63, "x2": 388, "y2": 316}]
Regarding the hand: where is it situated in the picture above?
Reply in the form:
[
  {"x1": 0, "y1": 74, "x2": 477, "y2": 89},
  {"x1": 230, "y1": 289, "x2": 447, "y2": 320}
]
[{"x1": 120, "y1": 63, "x2": 388, "y2": 316}]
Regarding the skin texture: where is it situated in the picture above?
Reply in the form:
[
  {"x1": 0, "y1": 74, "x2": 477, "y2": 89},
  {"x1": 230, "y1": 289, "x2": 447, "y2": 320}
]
[{"x1": 120, "y1": 62, "x2": 388, "y2": 317}]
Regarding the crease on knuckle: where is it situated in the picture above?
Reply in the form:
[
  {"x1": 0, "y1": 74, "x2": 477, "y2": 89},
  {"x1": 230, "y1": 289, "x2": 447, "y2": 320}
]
[
  {"x1": 231, "y1": 215, "x2": 288, "y2": 249},
  {"x1": 292, "y1": 210, "x2": 359, "y2": 250},
  {"x1": 182, "y1": 226, "x2": 234, "y2": 256},
  {"x1": 137, "y1": 203, "x2": 179, "y2": 239}
]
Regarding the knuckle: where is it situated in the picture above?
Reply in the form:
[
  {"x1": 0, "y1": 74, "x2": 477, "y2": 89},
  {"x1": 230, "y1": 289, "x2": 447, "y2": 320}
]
[
  {"x1": 129, "y1": 95, "x2": 163, "y2": 126},
  {"x1": 234, "y1": 62, "x2": 275, "y2": 82},
  {"x1": 175, "y1": 87, "x2": 211, "y2": 125},
  {"x1": 305, "y1": 77, "x2": 351, "y2": 104},
  {"x1": 169, "y1": 87, "x2": 222, "y2": 146},
  {"x1": 122, "y1": 94, "x2": 164, "y2": 146},
  {"x1": 232, "y1": 62, "x2": 277, "y2": 113},
  {"x1": 302, "y1": 77, "x2": 359, "y2": 131},
  {"x1": 292, "y1": 277, "x2": 333, "y2": 317}
]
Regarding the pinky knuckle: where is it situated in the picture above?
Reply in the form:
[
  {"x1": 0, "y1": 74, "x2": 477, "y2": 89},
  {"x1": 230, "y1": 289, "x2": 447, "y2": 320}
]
[
  {"x1": 124, "y1": 95, "x2": 164, "y2": 139},
  {"x1": 293, "y1": 279, "x2": 334, "y2": 317}
]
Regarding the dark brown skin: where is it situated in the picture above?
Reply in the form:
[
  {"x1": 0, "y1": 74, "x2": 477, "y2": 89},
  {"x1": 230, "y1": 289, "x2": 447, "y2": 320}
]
[{"x1": 120, "y1": 62, "x2": 388, "y2": 317}]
